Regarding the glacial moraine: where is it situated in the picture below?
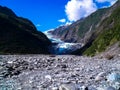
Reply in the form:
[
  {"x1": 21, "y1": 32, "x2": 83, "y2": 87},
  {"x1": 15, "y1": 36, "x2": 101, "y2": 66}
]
[{"x1": 0, "y1": 55, "x2": 120, "y2": 90}]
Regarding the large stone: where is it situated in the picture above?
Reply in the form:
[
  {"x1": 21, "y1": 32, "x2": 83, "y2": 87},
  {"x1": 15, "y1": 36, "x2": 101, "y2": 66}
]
[
  {"x1": 52, "y1": 87, "x2": 59, "y2": 90},
  {"x1": 107, "y1": 72, "x2": 120, "y2": 82},
  {"x1": 106, "y1": 86, "x2": 116, "y2": 90},
  {"x1": 81, "y1": 86, "x2": 88, "y2": 90},
  {"x1": 45, "y1": 75, "x2": 52, "y2": 81},
  {"x1": 95, "y1": 72, "x2": 106, "y2": 81},
  {"x1": 59, "y1": 84, "x2": 80, "y2": 90}
]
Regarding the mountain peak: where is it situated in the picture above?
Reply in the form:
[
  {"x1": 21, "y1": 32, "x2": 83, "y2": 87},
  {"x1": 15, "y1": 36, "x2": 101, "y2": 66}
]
[
  {"x1": 0, "y1": 6, "x2": 51, "y2": 54},
  {"x1": 0, "y1": 6, "x2": 17, "y2": 17}
]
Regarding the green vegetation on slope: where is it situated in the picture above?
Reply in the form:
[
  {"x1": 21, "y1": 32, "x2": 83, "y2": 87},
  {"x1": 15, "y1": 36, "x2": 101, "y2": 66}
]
[
  {"x1": 84, "y1": 6, "x2": 120, "y2": 56},
  {"x1": 77, "y1": 8, "x2": 108, "y2": 37}
]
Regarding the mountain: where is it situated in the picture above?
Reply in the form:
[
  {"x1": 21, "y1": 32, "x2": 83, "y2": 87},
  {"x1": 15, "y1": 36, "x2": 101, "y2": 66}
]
[
  {"x1": 0, "y1": 6, "x2": 51, "y2": 54},
  {"x1": 49, "y1": 0, "x2": 120, "y2": 56},
  {"x1": 72, "y1": 0, "x2": 120, "y2": 56},
  {"x1": 49, "y1": 8, "x2": 108, "y2": 43},
  {"x1": 83, "y1": 0, "x2": 120, "y2": 56}
]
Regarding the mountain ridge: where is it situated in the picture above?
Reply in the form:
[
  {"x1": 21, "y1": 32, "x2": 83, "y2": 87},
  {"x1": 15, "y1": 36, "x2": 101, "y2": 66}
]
[
  {"x1": 49, "y1": 0, "x2": 120, "y2": 56},
  {"x1": 72, "y1": 0, "x2": 120, "y2": 56},
  {"x1": 0, "y1": 6, "x2": 51, "y2": 54},
  {"x1": 83, "y1": 2, "x2": 120, "y2": 56},
  {"x1": 49, "y1": 8, "x2": 109, "y2": 43}
]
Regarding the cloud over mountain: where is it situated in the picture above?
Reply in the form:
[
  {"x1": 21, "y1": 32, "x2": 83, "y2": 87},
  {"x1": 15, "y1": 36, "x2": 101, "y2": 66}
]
[
  {"x1": 65, "y1": 0, "x2": 118, "y2": 22},
  {"x1": 65, "y1": 0, "x2": 97, "y2": 22}
]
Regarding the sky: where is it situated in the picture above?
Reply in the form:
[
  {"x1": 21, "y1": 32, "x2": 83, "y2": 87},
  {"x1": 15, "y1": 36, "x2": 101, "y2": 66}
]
[{"x1": 0, "y1": 0, "x2": 117, "y2": 32}]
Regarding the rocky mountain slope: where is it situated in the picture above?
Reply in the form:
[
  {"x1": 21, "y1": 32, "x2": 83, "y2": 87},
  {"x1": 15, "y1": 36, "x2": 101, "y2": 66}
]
[
  {"x1": 73, "y1": 0, "x2": 120, "y2": 56},
  {"x1": 0, "y1": 6, "x2": 51, "y2": 54},
  {"x1": 49, "y1": 8, "x2": 108, "y2": 43},
  {"x1": 49, "y1": 0, "x2": 120, "y2": 56}
]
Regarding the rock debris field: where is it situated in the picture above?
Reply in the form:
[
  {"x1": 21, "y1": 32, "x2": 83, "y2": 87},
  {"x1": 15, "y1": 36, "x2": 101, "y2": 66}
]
[{"x1": 0, "y1": 55, "x2": 120, "y2": 90}]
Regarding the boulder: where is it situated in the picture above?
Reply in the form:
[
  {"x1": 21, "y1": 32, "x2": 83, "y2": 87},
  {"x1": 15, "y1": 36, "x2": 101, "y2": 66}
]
[
  {"x1": 106, "y1": 86, "x2": 116, "y2": 90},
  {"x1": 95, "y1": 72, "x2": 106, "y2": 81},
  {"x1": 107, "y1": 72, "x2": 120, "y2": 82},
  {"x1": 59, "y1": 84, "x2": 80, "y2": 90}
]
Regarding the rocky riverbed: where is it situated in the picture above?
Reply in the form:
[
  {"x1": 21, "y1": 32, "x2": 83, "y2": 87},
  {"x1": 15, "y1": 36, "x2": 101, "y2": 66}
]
[{"x1": 0, "y1": 55, "x2": 120, "y2": 90}]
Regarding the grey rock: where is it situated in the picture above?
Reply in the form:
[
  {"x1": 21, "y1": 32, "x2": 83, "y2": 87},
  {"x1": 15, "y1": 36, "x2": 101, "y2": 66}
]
[
  {"x1": 59, "y1": 84, "x2": 80, "y2": 90},
  {"x1": 45, "y1": 75, "x2": 52, "y2": 81},
  {"x1": 81, "y1": 86, "x2": 89, "y2": 90},
  {"x1": 88, "y1": 87, "x2": 97, "y2": 90},
  {"x1": 106, "y1": 86, "x2": 116, "y2": 90},
  {"x1": 52, "y1": 87, "x2": 59, "y2": 90},
  {"x1": 107, "y1": 72, "x2": 120, "y2": 82},
  {"x1": 95, "y1": 72, "x2": 106, "y2": 81}
]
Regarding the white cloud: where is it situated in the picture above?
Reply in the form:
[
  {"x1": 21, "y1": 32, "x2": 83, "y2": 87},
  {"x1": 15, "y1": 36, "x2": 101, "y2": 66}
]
[
  {"x1": 65, "y1": 0, "x2": 97, "y2": 22},
  {"x1": 96, "y1": 0, "x2": 117, "y2": 6},
  {"x1": 36, "y1": 24, "x2": 41, "y2": 27},
  {"x1": 58, "y1": 19, "x2": 66, "y2": 23}
]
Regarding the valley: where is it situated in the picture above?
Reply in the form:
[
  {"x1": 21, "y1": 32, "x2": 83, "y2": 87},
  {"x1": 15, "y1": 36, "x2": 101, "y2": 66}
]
[
  {"x1": 48, "y1": 0, "x2": 120, "y2": 56},
  {"x1": 0, "y1": 0, "x2": 120, "y2": 90}
]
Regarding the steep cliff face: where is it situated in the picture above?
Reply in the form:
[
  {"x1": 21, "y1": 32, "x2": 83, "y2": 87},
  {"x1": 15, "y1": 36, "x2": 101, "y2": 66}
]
[{"x1": 0, "y1": 6, "x2": 51, "y2": 54}]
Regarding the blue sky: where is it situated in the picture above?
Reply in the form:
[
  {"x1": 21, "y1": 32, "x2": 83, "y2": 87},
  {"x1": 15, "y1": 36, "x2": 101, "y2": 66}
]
[{"x1": 0, "y1": 0, "x2": 117, "y2": 32}]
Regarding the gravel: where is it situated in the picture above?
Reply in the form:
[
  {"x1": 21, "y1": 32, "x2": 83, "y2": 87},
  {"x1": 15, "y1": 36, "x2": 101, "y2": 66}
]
[{"x1": 0, "y1": 55, "x2": 120, "y2": 90}]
